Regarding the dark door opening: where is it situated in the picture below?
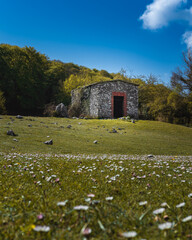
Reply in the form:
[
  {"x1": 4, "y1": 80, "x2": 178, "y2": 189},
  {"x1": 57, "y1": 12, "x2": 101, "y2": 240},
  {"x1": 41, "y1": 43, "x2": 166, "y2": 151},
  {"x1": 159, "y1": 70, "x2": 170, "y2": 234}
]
[{"x1": 114, "y1": 96, "x2": 124, "y2": 118}]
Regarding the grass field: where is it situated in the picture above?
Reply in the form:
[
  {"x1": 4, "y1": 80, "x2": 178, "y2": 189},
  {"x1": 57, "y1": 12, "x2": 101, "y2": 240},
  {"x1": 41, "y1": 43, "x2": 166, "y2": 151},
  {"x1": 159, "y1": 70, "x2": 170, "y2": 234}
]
[
  {"x1": 0, "y1": 153, "x2": 192, "y2": 239},
  {"x1": 0, "y1": 116, "x2": 192, "y2": 239},
  {"x1": 0, "y1": 115, "x2": 192, "y2": 155}
]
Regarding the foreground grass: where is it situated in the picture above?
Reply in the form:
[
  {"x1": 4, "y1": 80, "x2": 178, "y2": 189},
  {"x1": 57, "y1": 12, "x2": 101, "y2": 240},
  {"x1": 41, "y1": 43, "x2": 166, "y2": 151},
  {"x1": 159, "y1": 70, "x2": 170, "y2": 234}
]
[
  {"x1": 0, "y1": 153, "x2": 192, "y2": 239},
  {"x1": 0, "y1": 115, "x2": 192, "y2": 155}
]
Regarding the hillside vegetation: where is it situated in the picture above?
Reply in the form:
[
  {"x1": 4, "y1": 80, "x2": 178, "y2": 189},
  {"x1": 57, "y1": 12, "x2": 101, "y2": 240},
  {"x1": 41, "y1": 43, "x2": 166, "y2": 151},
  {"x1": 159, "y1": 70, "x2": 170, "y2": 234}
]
[
  {"x1": 0, "y1": 44, "x2": 192, "y2": 125},
  {"x1": 0, "y1": 116, "x2": 192, "y2": 155}
]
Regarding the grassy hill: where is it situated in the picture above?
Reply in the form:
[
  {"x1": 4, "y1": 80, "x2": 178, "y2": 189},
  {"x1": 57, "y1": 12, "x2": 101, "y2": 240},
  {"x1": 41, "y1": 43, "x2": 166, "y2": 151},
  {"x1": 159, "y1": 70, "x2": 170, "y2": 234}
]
[
  {"x1": 0, "y1": 116, "x2": 192, "y2": 155},
  {"x1": 1, "y1": 116, "x2": 192, "y2": 239}
]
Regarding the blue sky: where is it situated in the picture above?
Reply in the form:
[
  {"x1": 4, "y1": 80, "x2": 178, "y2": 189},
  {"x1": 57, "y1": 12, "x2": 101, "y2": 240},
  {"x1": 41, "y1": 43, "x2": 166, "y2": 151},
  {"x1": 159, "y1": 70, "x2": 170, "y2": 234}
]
[{"x1": 0, "y1": 0, "x2": 192, "y2": 84}]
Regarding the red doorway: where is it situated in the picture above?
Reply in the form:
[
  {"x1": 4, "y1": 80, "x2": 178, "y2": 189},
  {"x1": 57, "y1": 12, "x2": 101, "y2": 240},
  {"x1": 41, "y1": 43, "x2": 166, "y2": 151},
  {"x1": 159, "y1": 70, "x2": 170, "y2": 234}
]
[{"x1": 111, "y1": 92, "x2": 127, "y2": 118}]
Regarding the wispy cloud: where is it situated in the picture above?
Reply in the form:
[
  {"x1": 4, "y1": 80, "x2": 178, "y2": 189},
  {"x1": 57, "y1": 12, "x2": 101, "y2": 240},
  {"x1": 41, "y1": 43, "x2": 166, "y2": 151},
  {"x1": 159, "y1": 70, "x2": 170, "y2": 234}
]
[
  {"x1": 140, "y1": 0, "x2": 191, "y2": 30},
  {"x1": 183, "y1": 31, "x2": 192, "y2": 48}
]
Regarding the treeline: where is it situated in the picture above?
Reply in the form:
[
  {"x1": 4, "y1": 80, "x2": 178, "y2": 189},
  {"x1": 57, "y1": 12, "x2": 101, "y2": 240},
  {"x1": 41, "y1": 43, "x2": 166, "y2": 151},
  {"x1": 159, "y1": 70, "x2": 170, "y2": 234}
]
[{"x1": 0, "y1": 44, "x2": 191, "y2": 125}]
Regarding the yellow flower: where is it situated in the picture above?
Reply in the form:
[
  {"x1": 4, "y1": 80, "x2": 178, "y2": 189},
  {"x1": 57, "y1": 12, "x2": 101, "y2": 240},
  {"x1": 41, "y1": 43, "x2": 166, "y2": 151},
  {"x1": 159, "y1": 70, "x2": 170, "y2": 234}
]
[{"x1": 30, "y1": 224, "x2": 36, "y2": 230}]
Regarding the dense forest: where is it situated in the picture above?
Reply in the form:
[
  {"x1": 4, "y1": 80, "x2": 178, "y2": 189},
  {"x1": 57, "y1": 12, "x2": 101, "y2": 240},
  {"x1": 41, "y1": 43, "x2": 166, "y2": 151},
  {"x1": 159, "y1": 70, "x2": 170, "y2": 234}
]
[{"x1": 0, "y1": 44, "x2": 191, "y2": 125}]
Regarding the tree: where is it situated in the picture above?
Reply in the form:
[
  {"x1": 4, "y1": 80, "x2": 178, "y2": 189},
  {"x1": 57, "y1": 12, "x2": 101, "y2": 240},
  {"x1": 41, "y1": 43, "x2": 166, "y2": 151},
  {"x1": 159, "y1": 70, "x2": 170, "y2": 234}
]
[
  {"x1": 100, "y1": 70, "x2": 113, "y2": 79},
  {"x1": 0, "y1": 44, "x2": 49, "y2": 115},
  {"x1": 171, "y1": 50, "x2": 192, "y2": 93},
  {"x1": 0, "y1": 91, "x2": 6, "y2": 114}
]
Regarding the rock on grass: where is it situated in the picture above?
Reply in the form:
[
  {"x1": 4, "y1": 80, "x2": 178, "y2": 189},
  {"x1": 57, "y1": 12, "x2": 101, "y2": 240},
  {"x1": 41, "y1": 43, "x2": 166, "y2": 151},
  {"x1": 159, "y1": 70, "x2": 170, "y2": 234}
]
[
  {"x1": 44, "y1": 139, "x2": 53, "y2": 145},
  {"x1": 7, "y1": 130, "x2": 17, "y2": 136}
]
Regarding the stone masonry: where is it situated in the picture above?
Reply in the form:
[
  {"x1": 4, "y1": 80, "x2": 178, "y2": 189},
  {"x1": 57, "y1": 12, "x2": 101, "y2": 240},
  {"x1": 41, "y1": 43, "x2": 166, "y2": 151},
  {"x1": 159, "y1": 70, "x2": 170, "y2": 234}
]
[{"x1": 71, "y1": 80, "x2": 138, "y2": 119}]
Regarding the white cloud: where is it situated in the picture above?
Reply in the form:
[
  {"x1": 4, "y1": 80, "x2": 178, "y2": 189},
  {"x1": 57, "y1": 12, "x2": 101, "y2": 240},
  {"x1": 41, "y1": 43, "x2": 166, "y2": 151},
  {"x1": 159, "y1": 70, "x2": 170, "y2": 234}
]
[
  {"x1": 140, "y1": 0, "x2": 189, "y2": 30},
  {"x1": 183, "y1": 31, "x2": 192, "y2": 48}
]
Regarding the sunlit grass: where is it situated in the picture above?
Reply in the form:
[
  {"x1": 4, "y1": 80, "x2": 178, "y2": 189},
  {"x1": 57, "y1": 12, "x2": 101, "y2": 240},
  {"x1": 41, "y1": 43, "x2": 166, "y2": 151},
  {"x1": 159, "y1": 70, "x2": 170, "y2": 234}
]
[
  {"x1": 0, "y1": 116, "x2": 192, "y2": 239},
  {"x1": 0, "y1": 153, "x2": 192, "y2": 239},
  {"x1": 0, "y1": 115, "x2": 192, "y2": 155}
]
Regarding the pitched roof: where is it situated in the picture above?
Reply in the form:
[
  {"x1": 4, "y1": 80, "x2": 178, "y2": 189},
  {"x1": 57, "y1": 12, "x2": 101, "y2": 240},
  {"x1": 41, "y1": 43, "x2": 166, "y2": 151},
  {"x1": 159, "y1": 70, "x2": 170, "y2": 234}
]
[{"x1": 82, "y1": 79, "x2": 139, "y2": 89}]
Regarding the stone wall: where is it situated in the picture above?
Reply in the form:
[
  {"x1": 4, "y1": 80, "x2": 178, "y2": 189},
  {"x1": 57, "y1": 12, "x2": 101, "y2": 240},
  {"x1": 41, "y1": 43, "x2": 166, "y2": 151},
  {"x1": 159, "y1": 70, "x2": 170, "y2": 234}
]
[{"x1": 71, "y1": 80, "x2": 138, "y2": 118}]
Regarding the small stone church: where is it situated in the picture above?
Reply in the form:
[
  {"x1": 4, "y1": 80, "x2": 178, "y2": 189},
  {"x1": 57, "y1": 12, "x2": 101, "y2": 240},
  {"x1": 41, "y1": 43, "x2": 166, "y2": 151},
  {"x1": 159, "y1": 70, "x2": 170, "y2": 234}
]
[{"x1": 71, "y1": 80, "x2": 138, "y2": 119}]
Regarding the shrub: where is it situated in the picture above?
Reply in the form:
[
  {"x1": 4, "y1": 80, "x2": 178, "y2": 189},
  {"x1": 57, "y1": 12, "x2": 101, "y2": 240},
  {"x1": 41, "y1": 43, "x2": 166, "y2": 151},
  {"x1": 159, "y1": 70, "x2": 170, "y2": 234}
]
[
  {"x1": 43, "y1": 103, "x2": 57, "y2": 117},
  {"x1": 68, "y1": 102, "x2": 82, "y2": 117}
]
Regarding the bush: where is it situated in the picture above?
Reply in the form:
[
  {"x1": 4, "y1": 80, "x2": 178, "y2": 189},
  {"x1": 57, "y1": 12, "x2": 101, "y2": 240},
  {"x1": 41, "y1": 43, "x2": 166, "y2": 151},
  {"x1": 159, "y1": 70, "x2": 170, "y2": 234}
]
[
  {"x1": 43, "y1": 103, "x2": 57, "y2": 117},
  {"x1": 68, "y1": 102, "x2": 81, "y2": 117}
]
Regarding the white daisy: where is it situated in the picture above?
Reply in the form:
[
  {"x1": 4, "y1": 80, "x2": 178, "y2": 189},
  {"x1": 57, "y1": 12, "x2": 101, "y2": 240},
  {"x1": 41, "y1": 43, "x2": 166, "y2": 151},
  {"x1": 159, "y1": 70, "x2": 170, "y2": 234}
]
[{"x1": 153, "y1": 208, "x2": 165, "y2": 215}]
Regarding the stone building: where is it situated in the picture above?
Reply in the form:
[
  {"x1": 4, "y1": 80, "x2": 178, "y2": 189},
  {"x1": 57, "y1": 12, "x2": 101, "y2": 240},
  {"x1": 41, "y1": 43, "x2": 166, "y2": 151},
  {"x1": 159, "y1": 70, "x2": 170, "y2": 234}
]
[{"x1": 71, "y1": 80, "x2": 138, "y2": 119}]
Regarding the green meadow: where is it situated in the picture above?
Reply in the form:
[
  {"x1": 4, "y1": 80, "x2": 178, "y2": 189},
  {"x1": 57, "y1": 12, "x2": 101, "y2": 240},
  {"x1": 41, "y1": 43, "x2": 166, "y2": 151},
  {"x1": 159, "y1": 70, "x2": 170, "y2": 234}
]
[
  {"x1": 0, "y1": 116, "x2": 192, "y2": 155},
  {"x1": 0, "y1": 116, "x2": 192, "y2": 239}
]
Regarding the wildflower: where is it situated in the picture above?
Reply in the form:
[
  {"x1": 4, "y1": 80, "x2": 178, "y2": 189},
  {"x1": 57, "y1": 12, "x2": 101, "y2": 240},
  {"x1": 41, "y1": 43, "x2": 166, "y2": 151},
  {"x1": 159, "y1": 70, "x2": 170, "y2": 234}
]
[
  {"x1": 85, "y1": 198, "x2": 91, "y2": 202},
  {"x1": 176, "y1": 202, "x2": 185, "y2": 208},
  {"x1": 57, "y1": 200, "x2": 68, "y2": 206},
  {"x1": 105, "y1": 196, "x2": 113, "y2": 201},
  {"x1": 33, "y1": 225, "x2": 50, "y2": 232},
  {"x1": 161, "y1": 202, "x2": 168, "y2": 207},
  {"x1": 81, "y1": 227, "x2": 92, "y2": 235},
  {"x1": 139, "y1": 201, "x2": 147, "y2": 206},
  {"x1": 87, "y1": 194, "x2": 95, "y2": 198},
  {"x1": 182, "y1": 215, "x2": 192, "y2": 222},
  {"x1": 147, "y1": 183, "x2": 151, "y2": 188},
  {"x1": 55, "y1": 178, "x2": 60, "y2": 183},
  {"x1": 158, "y1": 222, "x2": 174, "y2": 230},
  {"x1": 120, "y1": 231, "x2": 137, "y2": 238},
  {"x1": 74, "y1": 205, "x2": 89, "y2": 210},
  {"x1": 153, "y1": 208, "x2": 165, "y2": 215},
  {"x1": 46, "y1": 176, "x2": 52, "y2": 182},
  {"x1": 37, "y1": 214, "x2": 44, "y2": 220}
]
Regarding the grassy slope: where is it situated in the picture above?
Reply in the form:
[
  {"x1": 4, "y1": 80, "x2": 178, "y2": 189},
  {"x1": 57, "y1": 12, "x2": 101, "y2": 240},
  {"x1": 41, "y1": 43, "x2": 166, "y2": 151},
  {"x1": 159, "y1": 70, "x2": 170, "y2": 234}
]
[{"x1": 0, "y1": 116, "x2": 192, "y2": 155}]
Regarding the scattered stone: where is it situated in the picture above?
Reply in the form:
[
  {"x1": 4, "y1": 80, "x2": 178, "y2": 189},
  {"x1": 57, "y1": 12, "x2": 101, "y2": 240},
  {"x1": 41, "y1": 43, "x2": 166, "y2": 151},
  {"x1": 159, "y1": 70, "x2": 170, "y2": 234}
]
[
  {"x1": 55, "y1": 103, "x2": 68, "y2": 117},
  {"x1": 147, "y1": 154, "x2": 154, "y2": 158},
  {"x1": 110, "y1": 129, "x2": 117, "y2": 133},
  {"x1": 67, "y1": 125, "x2": 72, "y2": 129},
  {"x1": 44, "y1": 139, "x2": 53, "y2": 145},
  {"x1": 78, "y1": 122, "x2": 82, "y2": 125},
  {"x1": 60, "y1": 126, "x2": 64, "y2": 128},
  {"x1": 7, "y1": 130, "x2": 17, "y2": 136},
  {"x1": 13, "y1": 138, "x2": 18, "y2": 142},
  {"x1": 93, "y1": 140, "x2": 98, "y2": 144},
  {"x1": 16, "y1": 115, "x2": 23, "y2": 119},
  {"x1": 27, "y1": 118, "x2": 35, "y2": 121},
  {"x1": 28, "y1": 124, "x2": 32, "y2": 127}
]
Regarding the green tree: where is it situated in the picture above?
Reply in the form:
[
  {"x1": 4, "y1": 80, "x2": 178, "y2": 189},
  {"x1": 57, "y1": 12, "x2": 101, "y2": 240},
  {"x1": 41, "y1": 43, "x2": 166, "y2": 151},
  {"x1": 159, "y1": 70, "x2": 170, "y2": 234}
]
[
  {"x1": 0, "y1": 91, "x2": 6, "y2": 114},
  {"x1": 0, "y1": 44, "x2": 49, "y2": 114}
]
